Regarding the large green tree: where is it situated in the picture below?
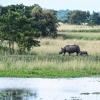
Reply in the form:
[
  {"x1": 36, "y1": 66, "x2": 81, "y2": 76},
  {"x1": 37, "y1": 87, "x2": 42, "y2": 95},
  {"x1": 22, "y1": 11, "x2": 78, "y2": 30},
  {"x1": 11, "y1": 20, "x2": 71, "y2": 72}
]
[
  {"x1": 31, "y1": 4, "x2": 58, "y2": 37},
  {"x1": 0, "y1": 10, "x2": 20, "y2": 53},
  {"x1": 0, "y1": 5, "x2": 40, "y2": 54},
  {"x1": 0, "y1": 4, "x2": 58, "y2": 54}
]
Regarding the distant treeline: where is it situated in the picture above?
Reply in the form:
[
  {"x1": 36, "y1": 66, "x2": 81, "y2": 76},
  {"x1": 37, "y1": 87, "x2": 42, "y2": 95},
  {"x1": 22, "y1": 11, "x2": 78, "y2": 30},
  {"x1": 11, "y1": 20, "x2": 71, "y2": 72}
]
[
  {"x1": 0, "y1": 4, "x2": 58, "y2": 54},
  {"x1": 56, "y1": 10, "x2": 100, "y2": 25}
]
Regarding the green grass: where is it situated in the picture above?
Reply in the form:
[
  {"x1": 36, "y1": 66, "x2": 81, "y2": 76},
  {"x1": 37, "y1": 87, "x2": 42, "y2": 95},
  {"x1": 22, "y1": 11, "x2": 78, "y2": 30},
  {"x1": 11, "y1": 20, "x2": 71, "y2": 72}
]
[
  {"x1": 0, "y1": 69, "x2": 100, "y2": 78},
  {"x1": 0, "y1": 54, "x2": 100, "y2": 77},
  {"x1": 58, "y1": 32, "x2": 100, "y2": 40}
]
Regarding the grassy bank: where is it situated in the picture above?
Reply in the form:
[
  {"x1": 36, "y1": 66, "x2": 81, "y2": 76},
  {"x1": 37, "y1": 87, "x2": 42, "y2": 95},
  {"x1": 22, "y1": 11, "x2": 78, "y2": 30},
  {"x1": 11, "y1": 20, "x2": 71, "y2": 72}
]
[
  {"x1": 0, "y1": 38, "x2": 100, "y2": 77},
  {"x1": 0, "y1": 54, "x2": 100, "y2": 77}
]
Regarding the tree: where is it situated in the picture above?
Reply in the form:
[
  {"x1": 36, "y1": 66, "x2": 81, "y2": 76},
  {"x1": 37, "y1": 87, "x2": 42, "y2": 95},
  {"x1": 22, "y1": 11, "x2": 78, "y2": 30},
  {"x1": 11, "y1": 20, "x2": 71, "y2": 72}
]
[
  {"x1": 31, "y1": 5, "x2": 58, "y2": 37},
  {"x1": 0, "y1": 5, "x2": 40, "y2": 54},
  {"x1": 68, "y1": 10, "x2": 90, "y2": 25},
  {"x1": 16, "y1": 15, "x2": 41, "y2": 53},
  {"x1": 0, "y1": 4, "x2": 58, "y2": 54},
  {"x1": 89, "y1": 12, "x2": 100, "y2": 25},
  {"x1": 42, "y1": 9, "x2": 58, "y2": 37},
  {"x1": 0, "y1": 10, "x2": 20, "y2": 53}
]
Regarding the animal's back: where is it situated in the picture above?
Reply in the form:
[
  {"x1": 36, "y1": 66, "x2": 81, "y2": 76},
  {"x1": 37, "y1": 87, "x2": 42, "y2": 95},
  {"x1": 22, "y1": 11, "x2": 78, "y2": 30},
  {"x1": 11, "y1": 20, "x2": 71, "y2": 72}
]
[{"x1": 64, "y1": 45, "x2": 80, "y2": 53}]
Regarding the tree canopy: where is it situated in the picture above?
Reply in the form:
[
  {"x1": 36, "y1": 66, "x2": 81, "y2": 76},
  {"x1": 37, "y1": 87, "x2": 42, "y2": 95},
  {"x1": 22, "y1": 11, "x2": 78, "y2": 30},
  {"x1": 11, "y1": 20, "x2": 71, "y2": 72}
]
[
  {"x1": 56, "y1": 9, "x2": 100, "y2": 25},
  {"x1": 0, "y1": 4, "x2": 58, "y2": 54}
]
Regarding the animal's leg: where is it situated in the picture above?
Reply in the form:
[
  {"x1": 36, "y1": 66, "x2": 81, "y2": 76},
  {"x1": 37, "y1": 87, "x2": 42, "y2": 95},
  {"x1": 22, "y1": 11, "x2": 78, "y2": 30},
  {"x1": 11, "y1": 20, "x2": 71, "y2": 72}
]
[
  {"x1": 86, "y1": 53, "x2": 88, "y2": 56},
  {"x1": 63, "y1": 52, "x2": 66, "y2": 56},
  {"x1": 76, "y1": 52, "x2": 78, "y2": 56}
]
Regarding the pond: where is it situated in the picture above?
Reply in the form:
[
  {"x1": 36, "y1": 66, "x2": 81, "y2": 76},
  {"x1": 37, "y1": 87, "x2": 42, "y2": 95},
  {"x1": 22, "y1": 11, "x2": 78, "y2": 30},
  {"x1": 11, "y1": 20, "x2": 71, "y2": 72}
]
[{"x1": 0, "y1": 77, "x2": 100, "y2": 100}]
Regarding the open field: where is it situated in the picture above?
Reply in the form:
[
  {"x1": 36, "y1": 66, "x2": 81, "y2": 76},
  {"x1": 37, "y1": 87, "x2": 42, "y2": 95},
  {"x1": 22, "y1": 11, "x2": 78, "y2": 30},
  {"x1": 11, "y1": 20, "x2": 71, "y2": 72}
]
[
  {"x1": 0, "y1": 37, "x2": 100, "y2": 77},
  {"x1": 58, "y1": 23, "x2": 100, "y2": 32},
  {"x1": 58, "y1": 32, "x2": 100, "y2": 40},
  {"x1": 0, "y1": 24, "x2": 100, "y2": 77}
]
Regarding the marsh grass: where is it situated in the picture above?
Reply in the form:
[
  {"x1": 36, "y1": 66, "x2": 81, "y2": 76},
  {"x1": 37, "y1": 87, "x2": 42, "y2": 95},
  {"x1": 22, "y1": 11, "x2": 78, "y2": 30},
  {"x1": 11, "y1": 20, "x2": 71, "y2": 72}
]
[
  {"x1": 0, "y1": 54, "x2": 100, "y2": 77},
  {"x1": 0, "y1": 38, "x2": 100, "y2": 77}
]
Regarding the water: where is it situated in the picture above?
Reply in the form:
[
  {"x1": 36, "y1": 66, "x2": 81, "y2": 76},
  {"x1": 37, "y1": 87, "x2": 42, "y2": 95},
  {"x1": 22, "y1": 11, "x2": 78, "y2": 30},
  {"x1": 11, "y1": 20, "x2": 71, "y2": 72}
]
[{"x1": 0, "y1": 77, "x2": 100, "y2": 100}]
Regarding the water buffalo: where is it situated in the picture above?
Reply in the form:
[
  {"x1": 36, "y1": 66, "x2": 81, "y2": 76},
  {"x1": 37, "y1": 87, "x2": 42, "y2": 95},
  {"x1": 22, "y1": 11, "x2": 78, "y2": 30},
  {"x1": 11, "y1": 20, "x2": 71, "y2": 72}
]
[
  {"x1": 59, "y1": 44, "x2": 80, "y2": 56},
  {"x1": 80, "y1": 51, "x2": 88, "y2": 56}
]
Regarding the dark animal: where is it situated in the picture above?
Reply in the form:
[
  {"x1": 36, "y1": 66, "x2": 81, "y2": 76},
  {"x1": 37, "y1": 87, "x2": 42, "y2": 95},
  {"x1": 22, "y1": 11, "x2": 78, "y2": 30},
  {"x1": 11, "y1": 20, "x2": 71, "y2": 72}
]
[
  {"x1": 80, "y1": 51, "x2": 88, "y2": 56},
  {"x1": 59, "y1": 44, "x2": 80, "y2": 56}
]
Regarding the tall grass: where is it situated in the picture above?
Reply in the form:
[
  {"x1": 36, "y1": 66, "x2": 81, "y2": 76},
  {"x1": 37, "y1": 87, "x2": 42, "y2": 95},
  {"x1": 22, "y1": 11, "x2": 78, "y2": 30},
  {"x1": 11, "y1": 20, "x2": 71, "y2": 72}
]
[
  {"x1": 33, "y1": 39, "x2": 100, "y2": 54},
  {"x1": 0, "y1": 54, "x2": 100, "y2": 77},
  {"x1": 0, "y1": 38, "x2": 100, "y2": 77}
]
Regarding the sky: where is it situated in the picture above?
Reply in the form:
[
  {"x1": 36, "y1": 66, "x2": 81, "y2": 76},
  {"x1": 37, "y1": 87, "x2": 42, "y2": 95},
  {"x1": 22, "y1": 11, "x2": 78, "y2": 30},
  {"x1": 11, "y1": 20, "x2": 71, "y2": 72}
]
[{"x1": 0, "y1": 0, "x2": 100, "y2": 12}]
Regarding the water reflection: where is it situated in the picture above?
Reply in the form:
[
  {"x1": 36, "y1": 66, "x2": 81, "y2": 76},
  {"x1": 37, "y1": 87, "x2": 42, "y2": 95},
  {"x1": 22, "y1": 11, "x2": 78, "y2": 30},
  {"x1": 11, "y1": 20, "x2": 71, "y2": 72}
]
[
  {"x1": 0, "y1": 89, "x2": 37, "y2": 100},
  {"x1": 0, "y1": 78, "x2": 100, "y2": 100}
]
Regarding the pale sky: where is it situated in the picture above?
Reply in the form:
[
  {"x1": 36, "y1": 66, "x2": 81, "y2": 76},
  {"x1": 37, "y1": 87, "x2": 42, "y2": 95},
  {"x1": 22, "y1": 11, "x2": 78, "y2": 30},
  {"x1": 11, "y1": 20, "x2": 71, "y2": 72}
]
[{"x1": 0, "y1": 0, "x2": 100, "y2": 12}]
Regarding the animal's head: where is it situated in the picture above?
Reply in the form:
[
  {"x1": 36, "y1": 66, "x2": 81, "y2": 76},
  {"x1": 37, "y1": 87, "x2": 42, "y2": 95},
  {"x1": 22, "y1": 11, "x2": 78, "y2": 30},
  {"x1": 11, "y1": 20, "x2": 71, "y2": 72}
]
[{"x1": 59, "y1": 48, "x2": 65, "y2": 54}]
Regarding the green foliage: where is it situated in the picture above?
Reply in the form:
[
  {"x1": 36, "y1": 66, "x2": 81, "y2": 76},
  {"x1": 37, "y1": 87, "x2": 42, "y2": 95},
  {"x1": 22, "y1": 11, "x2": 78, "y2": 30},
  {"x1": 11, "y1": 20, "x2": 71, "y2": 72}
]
[
  {"x1": 32, "y1": 4, "x2": 42, "y2": 15},
  {"x1": 57, "y1": 9, "x2": 100, "y2": 25},
  {"x1": 89, "y1": 12, "x2": 100, "y2": 25},
  {"x1": 0, "y1": 4, "x2": 58, "y2": 54},
  {"x1": 58, "y1": 32, "x2": 100, "y2": 40},
  {"x1": 31, "y1": 5, "x2": 58, "y2": 37},
  {"x1": 68, "y1": 10, "x2": 90, "y2": 24}
]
